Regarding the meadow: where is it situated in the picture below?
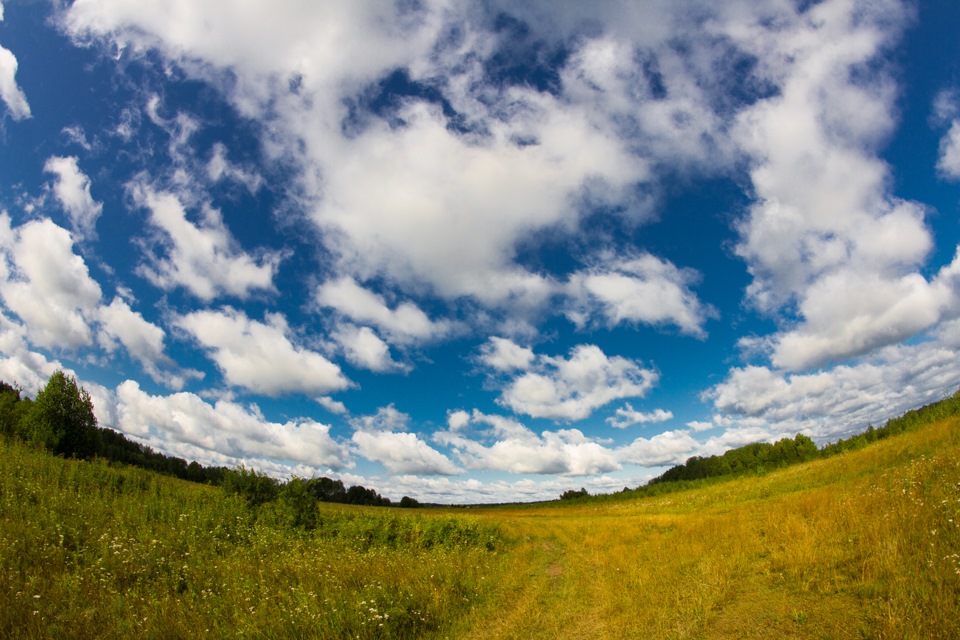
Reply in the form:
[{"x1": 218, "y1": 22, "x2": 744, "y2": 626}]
[{"x1": 1, "y1": 410, "x2": 958, "y2": 638}]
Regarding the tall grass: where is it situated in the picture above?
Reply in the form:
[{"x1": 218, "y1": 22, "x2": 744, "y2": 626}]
[
  {"x1": 0, "y1": 439, "x2": 506, "y2": 639},
  {"x1": 2, "y1": 413, "x2": 958, "y2": 638}
]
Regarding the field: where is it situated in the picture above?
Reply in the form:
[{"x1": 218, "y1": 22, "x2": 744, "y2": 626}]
[{"x1": 2, "y1": 413, "x2": 959, "y2": 638}]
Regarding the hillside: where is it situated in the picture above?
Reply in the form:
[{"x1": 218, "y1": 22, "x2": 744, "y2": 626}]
[{"x1": 1, "y1": 401, "x2": 958, "y2": 638}]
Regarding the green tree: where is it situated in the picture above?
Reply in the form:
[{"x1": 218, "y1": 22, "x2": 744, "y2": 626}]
[
  {"x1": 279, "y1": 477, "x2": 319, "y2": 529},
  {"x1": 221, "y1": 466, "x2": 279, "y2": 507},
  {"x1": 25, "y1": 370, "x2": 100, "y2": 458}
]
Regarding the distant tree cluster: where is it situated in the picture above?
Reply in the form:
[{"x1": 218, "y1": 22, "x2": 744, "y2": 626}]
[
  {"x1": 560, "y1": 487, "x2": 590, "y2": 500},
  {"x1": 648, "y1": 389, "x2": 960, "y2": 489},
  {"x1": 650, "y1": 434, "x2": 820, "y2": 485},
  {"x1": 0, "y1": 371, "x2": 404, "y2": 512}
]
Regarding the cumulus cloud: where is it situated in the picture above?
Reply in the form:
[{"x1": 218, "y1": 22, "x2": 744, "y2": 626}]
[
  {"x1": 0, "y1": 13, "x2": 30, "y2": 121},
  {"x1": 175, "y1": 307, "x2": 351, "y2": 397},
  {"x1": 436, "y1": 409, "x2": 621, "y2": 476},
  {"x1": 116, "y1": 380, "x2": 351, "y2": 469},
  {"x1": 332, "y1": 324, "x2": 407, "y2": 373},
  {"x1": 132, "y1": 186, "x2": 280, "y2": 301},
  {"x1": 98, "y1": 297, "x2": 198, "y2": 390},
  {"x1": 707, "y1": 323, "x2": 960, "y2": 441},
  {"x1": 0, "y1": 311, "x2": 67, "y2": 395},
  {"x1": 713, "y1": 0, "x2": 951, "y2": 371},
  {"x1": 44, "y1": 156, "x2": 103, "y2": 240},
  {"x1": 477, "y1": 336, "x2": 535, "y2": 372},
  {"x1": 606, "y1": 403, "x2": 673, "y2": 429},
  {"x1": 349, "y1": 405, "x2": 459, "y2": 475},
  {"x1": 937, "y1": 121, "x2": 960, "y2": 180},
  {"x1": 616, "y1": 429, "x2": 699, "y2": 467},
  {"x1": 0, "y1": 214, "x2": 101, "y2": 349},
  {"x1": 566, "y1": 253, "x2": 715, "y2": 337},
  {"x1": 316, "y1": 277, "x2": 453, "y2": 344},
  {"x1": 494, "y1": 343, "x2": 658, "y2": 421}
]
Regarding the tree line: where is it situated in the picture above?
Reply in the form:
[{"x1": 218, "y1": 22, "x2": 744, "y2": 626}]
[{"x1": 0, "y1": 371, "x2": 418, "y2": 511}]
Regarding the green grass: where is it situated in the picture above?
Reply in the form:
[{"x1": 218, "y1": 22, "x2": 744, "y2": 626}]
[
  {"x1": 0, "y1": 440, "x2": 506, "y2": 639},
  {"x1": 2, "y1": 413, "x2": 959, "y2": 638}
]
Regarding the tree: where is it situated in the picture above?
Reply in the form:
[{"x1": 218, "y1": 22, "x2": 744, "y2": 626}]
[
  {"x1": 25, "y1": 370, "x2": 100, "y2": 459},
  {"x1": 399, "y1": 496, "x2": 420, "y2": 508},
  {"x1": 279, "y1": 477, "x2": 319, "y2": 529},
  {"x1": 221, "y1": 466, "x2": 279, "y2": 507},
  {"x1": 560, "y1": 488, "x2": 589, "y2": 500}
]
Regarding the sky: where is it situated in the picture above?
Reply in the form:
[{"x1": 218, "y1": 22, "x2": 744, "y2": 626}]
[{"x1": 0, "y1": 0, "x2": 959, "y2": 503}]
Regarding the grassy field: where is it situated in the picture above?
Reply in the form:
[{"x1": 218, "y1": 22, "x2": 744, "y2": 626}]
[{"x1": 1, "y1": 413, "x2": 958, "y2": 638}]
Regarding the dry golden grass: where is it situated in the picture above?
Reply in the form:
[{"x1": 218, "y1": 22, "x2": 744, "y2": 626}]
[{"x1": 453, "y1": 417, "x2": 960, "y2": 639}]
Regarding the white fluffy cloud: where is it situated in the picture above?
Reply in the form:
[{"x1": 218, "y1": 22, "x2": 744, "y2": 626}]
[
  {"x1": 349, "y1": 405, "x2": 459, "y2": 475},
  {"x1": 0, "y1": 6, "x2": 30, "y2": 121},
  {"x1": 477, "y1": 336, "x2": 535, "y2": 372},
  {"x1": 332, "y1": 324, "x2": 406, "y2": 373},
  {"x1": 566, "y1": 254, "x2": 714, "y2": 337},
  {"x1": 493, "y1": 342, "x2": 658, "y2": 421},
  {"x1": 316, "y1": 277, "x2": 452, "y2": 344},
  {"x1": 0, "y1": 311, "x2": 66, "y2": 395},
  {"x1": 606, "y1": 403, "x2": 673, "y2": 429},
  {"x1": 707, "y1": 321, "x2": 960, "y2": 441},
  {"x1": 133, "y1": 186, "x2": 280, "y2": 301},
  {"x1": 715, "y1": 0, "x2": 952, "y2": 372},
  {"x1": 175, "y1": 307, "x2": 351, "y2": 397},
  {"x1": 116, "y1": 380, "x2": 351, "y2": 469},
  {"x1": 0, "y1": 215, "x2": 101, "y2": 349},
  {"x1": 98, "y1": 297, "x2": 197, "y2": 390},
  {"x1": 437, "y1": 409, "x2": 621, "y2": 476},
  {"x1": 937, "y1": 121, "x2": 960, "y2": 180},
  {"x1": 44, "y1": 156, "x2": 103, "y2": 240}
]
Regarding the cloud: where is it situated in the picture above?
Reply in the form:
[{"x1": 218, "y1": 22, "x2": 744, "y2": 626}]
[
  {"x1": 98, "y1": 296, "x2": 198, "y2": 390},
  {"x1": 43, "y1": 156, "x2": 103, "y2": 240},
  {"x1": 316, "y1": 277, "x2": 453, "y2": 344},
  {"x1": 616, "y1": 429, "x2": 699, "y2": 467},
  {"x1": 116, "y1": 380, "x2": 351, "y2": 469},
  {"x1": 566, "y1": 253, "x2": 715, "y2": 337},
  {"x1": 436, "y1": 409, "x2": 620, "y2": 476},
  {"x1": 0, "y1": 215, "x2": 102, "y2": 349},
  {"x1": 331, "y1": 324, "x2": 406, "y2": 373},
  {"x1": 349, "y1": 404, "x2": 459, "y2": 475},
  {"x1": 477, "y1": 336, "x2": 535, "y2": 372},
  {"x1": 206, "y1": 142, "x2": 263, "y2": 192},
  {"x1": 606, "y1": 403, "x2": 673, "y2": 429},
  {"x1": 937, "y1": 121, "x2": 960, "y2": 180},
  {"x1": 495, "y1": 343, "x2": 658, "y2": 421},
  {"x1": 0, "y1": 311, "x2": 67, "y2": 395},
  {"x1": 132, "y1": 185, "x2": 280, "y2": 301},
  {"x1": 175, "y1": 307, "x2": 351, "y2": 397},
  {"x1": 0, "y1": 30, "x2": 30, "y2": 120},
  {"x1": 706, "y1": 322, "x2": 960, "y2": 441}
]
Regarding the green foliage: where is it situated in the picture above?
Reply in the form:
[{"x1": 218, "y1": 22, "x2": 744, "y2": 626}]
[
  {"x1": 399, "y1": 495, "x2": 420, "y2": 508},
  {"x1": 24, "y1": 370, "x2": 100, "y2": 459},
  {"x1": 0, "y1": 437, "x2": 505, "y2": 639},
  {"x1": 560, "y1": 488, "x2": 589, "y2": 500},
  {"x1": 277, "y1": 476, "x2": 318, "y2": 529},
  {"x1": 220, "y1": 466, "x2": 279, "y2": 507}
]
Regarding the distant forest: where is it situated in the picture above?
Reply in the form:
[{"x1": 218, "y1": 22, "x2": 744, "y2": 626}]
[{"x1": 0, "y1": 371, "x2": 412, "y2": 508}]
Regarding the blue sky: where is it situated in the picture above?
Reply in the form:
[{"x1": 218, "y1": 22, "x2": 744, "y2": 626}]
[{"x1": 1, "y1": 0, "x2": 959, "y2": 503}]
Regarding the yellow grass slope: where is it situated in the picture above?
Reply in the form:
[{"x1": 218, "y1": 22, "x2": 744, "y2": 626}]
[{"x1": 455, "y1": 416, "x2": 960, "y2": 639}]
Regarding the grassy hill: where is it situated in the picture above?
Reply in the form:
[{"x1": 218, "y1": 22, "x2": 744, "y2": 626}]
[{"x1": 1, "y1": 405, "x2": 958, "y2": 638}]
